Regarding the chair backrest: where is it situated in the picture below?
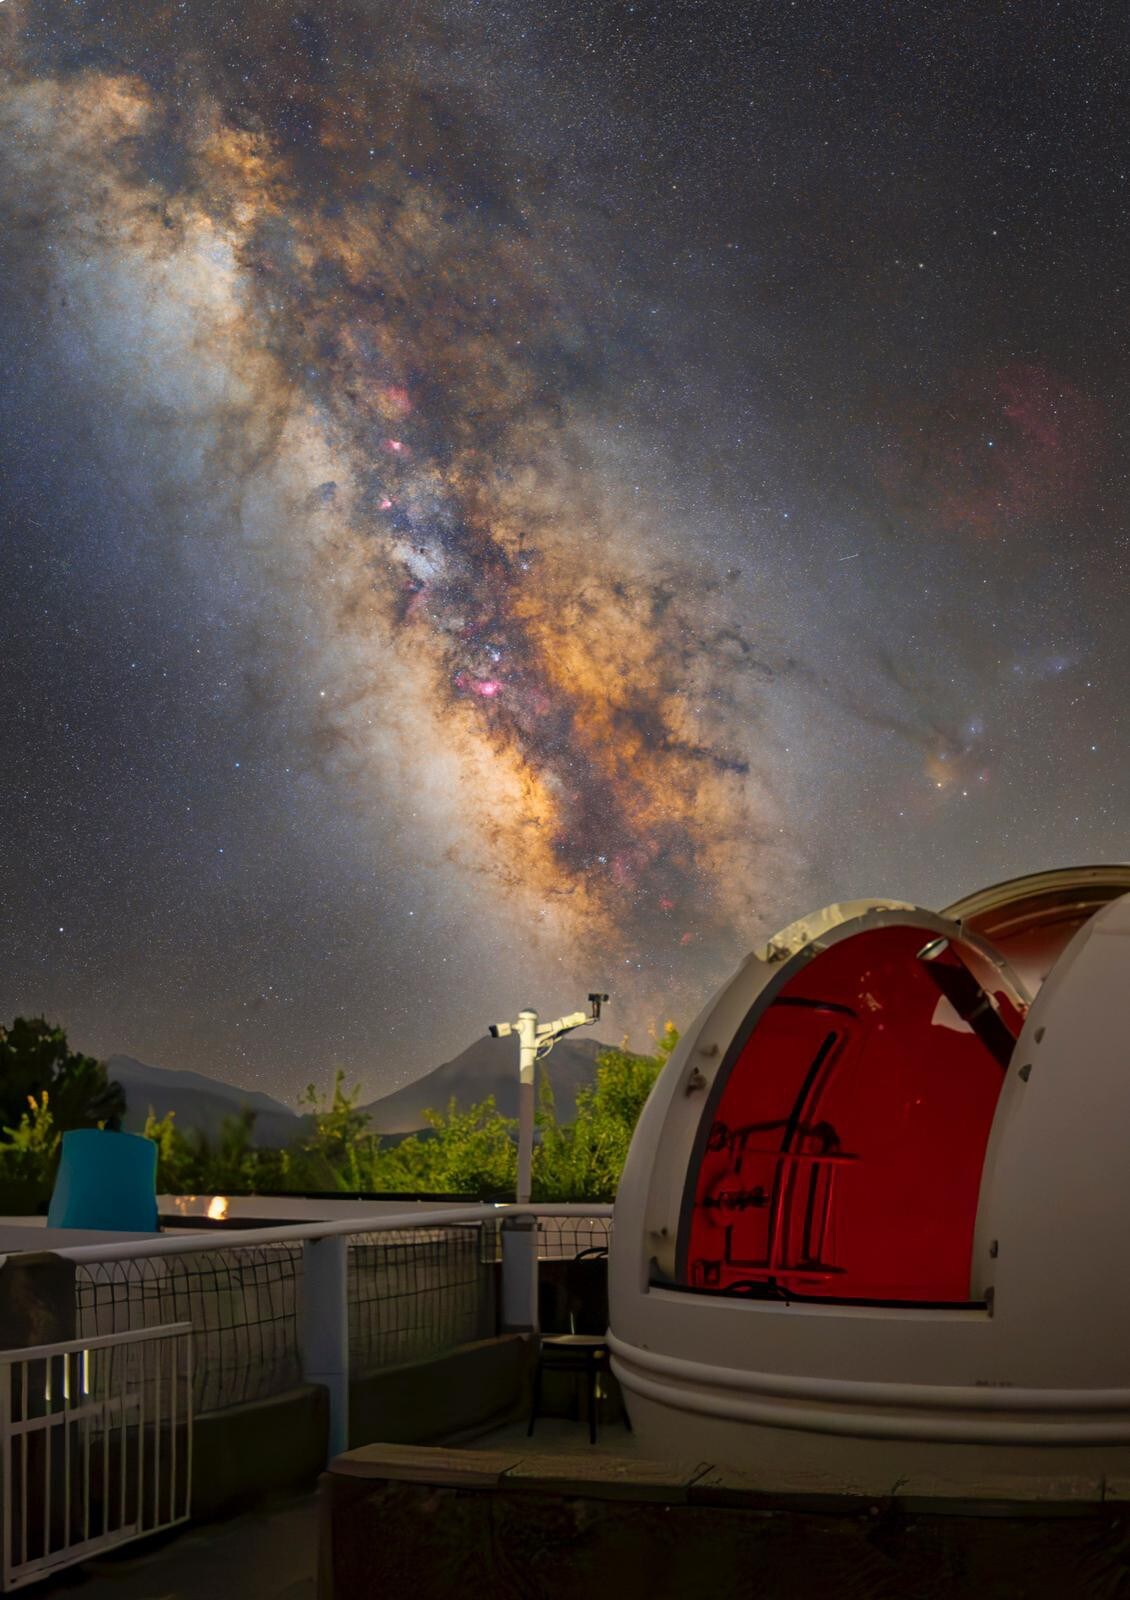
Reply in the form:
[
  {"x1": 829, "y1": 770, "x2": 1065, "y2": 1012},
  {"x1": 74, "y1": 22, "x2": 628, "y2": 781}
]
[{"x1": 562, "y1": 1246, "x2": 609, "y2": 1335}]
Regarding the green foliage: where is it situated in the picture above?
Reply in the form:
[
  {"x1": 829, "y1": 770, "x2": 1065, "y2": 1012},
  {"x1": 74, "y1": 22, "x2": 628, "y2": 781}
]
[
  {"x1": 5, "y1": 1091, "x2": 61, "y2": 1162},
  {"x1": 142, "y1": 1109, "x2": 198, "y2": 1194},
  {"x1": 142, "y1": 1105, "x2": 293, "y2": 1195},
  {"x1": 532, "y1": 1024, "x2": 676, "y2": 1201},
  {"x1": 0, "y1": 1017, "x2": 127, "y2": 1213},
  {"x1": 414, "y1": 1095, "x2": 517, "y2": 1195},
  {"x1": 0, "y1": 1091, "x2": 60, "y2": 1212},
  {"x1": 0, "y1": 1017, "x2": 124, "y2": 1135},
  {"x1": 0, "y1": 1015, "x2": 674, "y2": 1210},
  {"x1": 292, "y1": 1070, "x2": 379, "y2": 1191}
]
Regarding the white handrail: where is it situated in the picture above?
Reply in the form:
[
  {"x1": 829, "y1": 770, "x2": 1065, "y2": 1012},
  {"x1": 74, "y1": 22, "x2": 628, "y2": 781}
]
[
  {"x1": 0, "y1": 1322, "x2": 194, "y2": 1363},
  {"x1": 52, "y1": 1202, "x2": 612, "y2": 1263}
]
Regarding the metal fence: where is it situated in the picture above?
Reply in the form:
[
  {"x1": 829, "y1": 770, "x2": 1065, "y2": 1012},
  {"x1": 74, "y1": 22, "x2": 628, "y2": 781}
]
[
  {"x1": 0, "y1": 1325, "x2": 192, "y2": 1591},
  {"x1": 479, "y1": 1214, "x2": 611, "y2": 1262},
  {"x1": 66, "y1": 1208, "x2": 611, "y2": 1415},
  {"x1": 54, "y1": 1205, "x2": 613, "y2": 1448},
  {"x1": 74, "y1": 1229, "x2": 500, "y2": 1410},
  {"x1": 77, "y1": 1246, "x2": 302, "y2": 1415},
  {"x1": 347, "y1": 1227, "x2": 494, "y2": 1377},
  {"x1": 0, "y1": 1206, "x2": 612, "y2": 1588},
  {"x1": 534, "y1": 1214, "x2": 612, "y2": 1260}
]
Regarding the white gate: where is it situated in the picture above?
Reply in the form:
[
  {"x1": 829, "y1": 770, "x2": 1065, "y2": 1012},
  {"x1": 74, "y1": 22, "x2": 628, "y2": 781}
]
[{"x1": 0, "y1": 1323, "x2": 192, "y2": 1590}]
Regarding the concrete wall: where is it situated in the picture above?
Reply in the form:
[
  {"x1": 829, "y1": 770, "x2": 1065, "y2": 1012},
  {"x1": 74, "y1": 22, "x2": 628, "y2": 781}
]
[
  {"x1": 193, "y1": 1385, "x2": 331, "y2": 1520},
  {"x1": 189, "y1": 1334, "x2": 532, "y2": 1519},
  {"x1": 349, "y1": 1334, "x2": 532, "y2": 1449}
]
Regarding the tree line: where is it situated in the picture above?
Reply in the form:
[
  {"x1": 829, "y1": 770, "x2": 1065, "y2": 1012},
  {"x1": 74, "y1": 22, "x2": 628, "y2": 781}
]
[{"x1": 0, "y1": 1016, "x2": 677, "y2": 1208}]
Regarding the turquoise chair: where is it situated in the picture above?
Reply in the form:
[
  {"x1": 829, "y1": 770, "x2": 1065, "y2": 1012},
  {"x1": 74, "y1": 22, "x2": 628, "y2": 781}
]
[{"x1": 47, "y1": 1128, "x2": 159, "y2": 1233}]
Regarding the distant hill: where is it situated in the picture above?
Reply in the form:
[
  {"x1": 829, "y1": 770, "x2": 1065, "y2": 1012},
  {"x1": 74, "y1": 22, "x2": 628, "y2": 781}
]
[
  {"x1": 361, "y1": 1033, "x2": 611, "y2": 1134},
  {"x1": 108, "y1": 1033, "x2": 614, "y2": 1147},
  {"x1": 108, "y1": 1055, "x2": 308, "y2": 1148}
]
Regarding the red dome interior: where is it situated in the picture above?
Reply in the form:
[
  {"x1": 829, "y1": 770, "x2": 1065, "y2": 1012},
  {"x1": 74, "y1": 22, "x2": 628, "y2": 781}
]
[{"x1": 679, "y1": 924, "x2": 1026, "y2": 1304}]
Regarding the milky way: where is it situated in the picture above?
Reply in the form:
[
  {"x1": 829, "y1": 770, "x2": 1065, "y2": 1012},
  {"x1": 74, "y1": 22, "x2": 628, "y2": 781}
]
[
  {"x1": 1, "y1": 0, "x2": 790, "y2": 956},
  {"x1": 1, "y1": 1, "x2": 1126, "y2": 1095}
]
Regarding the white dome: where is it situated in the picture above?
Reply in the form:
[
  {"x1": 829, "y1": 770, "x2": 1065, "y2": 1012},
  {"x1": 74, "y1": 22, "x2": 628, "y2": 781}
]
[{"x1": 609, "y1": 872, "x2": 1130, "y2": 1498}]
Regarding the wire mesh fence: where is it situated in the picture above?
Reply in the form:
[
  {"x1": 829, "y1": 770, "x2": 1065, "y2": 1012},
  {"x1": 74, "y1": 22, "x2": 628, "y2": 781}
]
[
  {"x1": 76, "y1": 1247, "x2": 302, "y2": 1416},
  {"x1": 536, "y1": 1215, "x2": 612, "y2": 1259},
  {"x1": 74, "y1": 1224, "x2": 510, "y2": 1409},
  {"x1": 347, "y1": 1226, "x2": 494, "y2": 1378},
  {"x1": 475, "y1": 1215, "x2": 612, "y2": 1262},
  {"x1": 478, "y1": 1214, "x2": 612, "y2": 1261},
  {"x1": 69, "y1": 1213, "x2": 612, "y2": 1415}
]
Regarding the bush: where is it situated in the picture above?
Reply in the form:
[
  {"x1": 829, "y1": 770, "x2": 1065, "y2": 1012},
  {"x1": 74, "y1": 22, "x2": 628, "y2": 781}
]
[{"x1": 0, "y1": 1017, "x2": 675, "y2": 1210}]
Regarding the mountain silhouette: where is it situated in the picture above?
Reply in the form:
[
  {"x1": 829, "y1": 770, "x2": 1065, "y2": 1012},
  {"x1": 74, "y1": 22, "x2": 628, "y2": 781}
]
[
  {"x1": 109, "y1": 1055, "x2": 309, "y2": 1147},
  {"x1": 110, "y1": 1032, "x2": 614, "y2": 1145},
  {"x1": 361, "y1": 1033, "x2": 612, "y2": 1134}
]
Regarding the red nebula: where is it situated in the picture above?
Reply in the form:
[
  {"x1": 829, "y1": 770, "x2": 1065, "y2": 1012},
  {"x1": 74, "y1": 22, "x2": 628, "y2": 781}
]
[
  {"x1": 878, "y1": 363, "x2": 1105, "y2": 538},
  {"x1": 380, "y1": 385, "x2": 412, "y2": 417},
  {"x1": 453, "y1": 672, "x2": 502, "y2": 698}
]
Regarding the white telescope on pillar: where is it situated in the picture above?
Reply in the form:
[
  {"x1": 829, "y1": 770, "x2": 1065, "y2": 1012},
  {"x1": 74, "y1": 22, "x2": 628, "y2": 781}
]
[{"x1": 488, "y1": 992, "x2": 609, "y2": 1203}]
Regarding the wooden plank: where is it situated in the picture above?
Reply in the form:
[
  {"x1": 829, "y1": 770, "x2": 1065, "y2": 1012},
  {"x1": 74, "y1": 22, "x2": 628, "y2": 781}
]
[
  {"x1": 327, "y1": 1443, "x2": 522, "y2": 1487},
  {"x1": 501, "y1": 1452, "x2": 708, "y2": 1502}
]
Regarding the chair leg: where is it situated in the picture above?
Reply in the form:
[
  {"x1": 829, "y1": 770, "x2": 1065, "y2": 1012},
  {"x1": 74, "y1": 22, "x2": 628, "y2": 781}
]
[
  {"x1": 528, "y1": 1358, "x2": 543, "y2": 1437},
  {"x1": 588, "y1": 1360, "x2": 597, "y2": 1445},
  {"x1": 615, "y1": 1365, "x2": 632, "y2": 1431}
]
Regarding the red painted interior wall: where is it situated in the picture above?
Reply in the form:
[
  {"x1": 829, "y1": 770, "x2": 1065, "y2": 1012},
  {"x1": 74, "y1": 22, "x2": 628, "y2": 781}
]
[{"x1": 681, "y1": 925, "x2": 1024, "y2": 1303}]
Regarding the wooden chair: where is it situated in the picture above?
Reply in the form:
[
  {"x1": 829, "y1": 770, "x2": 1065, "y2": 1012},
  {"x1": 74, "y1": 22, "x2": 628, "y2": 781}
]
[{"x1": 527, "y1": 1246, "x2": 629, "y2": 1444}]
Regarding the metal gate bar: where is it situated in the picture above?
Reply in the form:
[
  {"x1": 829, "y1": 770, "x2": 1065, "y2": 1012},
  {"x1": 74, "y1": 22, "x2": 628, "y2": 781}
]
[{"x1": 0, "y1": 1323, "x2": 192, "y2": 1591}]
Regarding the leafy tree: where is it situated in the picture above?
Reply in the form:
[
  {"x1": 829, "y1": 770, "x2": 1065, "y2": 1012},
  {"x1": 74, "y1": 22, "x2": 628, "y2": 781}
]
[
  {"x1": 417, "y1": 1095, "x2": 518, "y2": 1195},
  {"x1": 0, "y1": 1017, "x2": 125, "y2": 1134},
  {"x1": 4, "y1": 1092, "x2": 58, "y2": 1163},
  {"x1": 532, "y1": 1025, "x2": 676, "y2": 1201},
  {"x1": 357, "y1": 1096, "x2": 518, "y2": 1195},
  {"x1": 0, "y1": 1091, "x2": 61, "y2": 1211},
  {"x1": 293, "y1": 1071, "x2": 380, "y2": 1191},
  {"x1": 143, "y1": 1109, "x2": 200, "y2": 1194},
  {"x1": 196, "y1": 1107, "x2": 262, "y2": 1192},
  {"x1": 0, "y1": 1016, "x2": 677, "y2": 1207},
  {"x1": 143, "y1": 1105, "x2": 292, "y2": 1195}
]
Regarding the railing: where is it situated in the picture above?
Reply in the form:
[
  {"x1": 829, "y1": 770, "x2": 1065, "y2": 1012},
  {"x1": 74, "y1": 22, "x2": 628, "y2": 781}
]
[
  {"x1": 76, "y1": 1245, "x2": 303, "y2": 1414},
  {"x1": 483, "y1": 1213, "x2": 612, "y2": 1262},
  {"x1": 0, "y1": 1325, "x2": 192, "y2": 1591},
  {"x1": 55, "y1": 1205, "x2": 613, "y2": 1457},
  {"x1": 348, "y1": 1227, "x2": 491, "y2": 1378}
]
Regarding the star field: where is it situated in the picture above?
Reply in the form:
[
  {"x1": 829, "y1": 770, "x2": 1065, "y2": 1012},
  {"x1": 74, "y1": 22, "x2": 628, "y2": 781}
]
[{"x1": 0, "y1": 1, "x2": 1126, "y2": 1100}]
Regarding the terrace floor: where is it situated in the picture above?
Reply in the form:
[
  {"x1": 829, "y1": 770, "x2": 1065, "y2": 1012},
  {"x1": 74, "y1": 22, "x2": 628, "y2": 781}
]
[
  {"x1": 41, "y1": 1490, "x2": 319, "y2": 1600},
  {"x1": 460, "y1": 1411, "x2": 646, "y2": 1458}
]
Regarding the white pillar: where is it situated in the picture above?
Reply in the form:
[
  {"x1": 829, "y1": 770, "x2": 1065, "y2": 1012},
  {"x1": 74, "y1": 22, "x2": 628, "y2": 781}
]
[
  {"x1": 500, "y1": 1216, "x2": 539, "y2": 1331},
  {"x1": 515, "y1": 1009, "x2": 539, "y2": 1205},
  {"x1": 302, "y1": 1235, "x2": 349, "y2": 1461}
]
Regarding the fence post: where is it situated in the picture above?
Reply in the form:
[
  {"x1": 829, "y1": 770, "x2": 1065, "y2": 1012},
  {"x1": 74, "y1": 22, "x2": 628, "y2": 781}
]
[
  {"x1": 499, "y1": 1217, "x2": 539, "y2": 1332},
  {"x1": 0, "y1": 1251, "x2": 76, "y2": 1348},
  {"x1": 302, "y1": 1236, "x2": 349, "y2": 1461}
]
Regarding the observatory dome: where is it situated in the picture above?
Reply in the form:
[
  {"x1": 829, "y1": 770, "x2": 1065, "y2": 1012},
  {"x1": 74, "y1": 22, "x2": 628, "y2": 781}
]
[{"x1": 609, "y1": 868, "x2": 1130, "y2": 1498}]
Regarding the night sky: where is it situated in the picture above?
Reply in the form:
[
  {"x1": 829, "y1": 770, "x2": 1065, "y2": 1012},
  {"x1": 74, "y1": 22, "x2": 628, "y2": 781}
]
[{"x1": 1, "y1": 1, "x2": 1126, "y2": 1103}]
